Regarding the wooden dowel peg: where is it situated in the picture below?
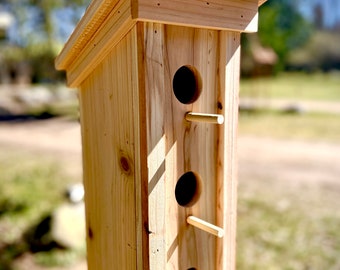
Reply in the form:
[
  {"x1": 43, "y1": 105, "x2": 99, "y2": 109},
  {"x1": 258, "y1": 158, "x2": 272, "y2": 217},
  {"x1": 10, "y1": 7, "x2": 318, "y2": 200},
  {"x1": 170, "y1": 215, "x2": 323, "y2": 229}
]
[
  {"x1": 185, "y1": 112, "x2": 224, "y2": 124},
  {"x1": 187, "y1": 215, "x2": 224, "y2": 238}
]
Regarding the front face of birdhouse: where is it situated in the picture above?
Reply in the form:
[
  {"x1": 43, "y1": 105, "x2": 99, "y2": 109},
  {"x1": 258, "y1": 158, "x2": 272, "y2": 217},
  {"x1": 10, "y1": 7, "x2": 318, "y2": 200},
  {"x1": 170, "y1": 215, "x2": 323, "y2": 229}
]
[
  {"x1": 142, "y1": 23, "x2": 239, "y2": 269},
  {"x1": 55, "y1": 1, "x2": 264, "y2": 269}
]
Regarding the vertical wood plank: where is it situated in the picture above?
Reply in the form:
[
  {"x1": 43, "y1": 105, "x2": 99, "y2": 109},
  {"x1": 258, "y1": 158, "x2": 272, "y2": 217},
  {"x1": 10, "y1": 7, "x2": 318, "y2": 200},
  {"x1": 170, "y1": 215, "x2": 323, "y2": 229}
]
[
  {"x1": 79, "y1": 26, "x2": 146, "y2": 270},
  {"x1": 216, "y1": 31, "x2": 241, "y2": 270},
  {"x1": 140, "y1": 22, "x2": 168, "y2": 270}
]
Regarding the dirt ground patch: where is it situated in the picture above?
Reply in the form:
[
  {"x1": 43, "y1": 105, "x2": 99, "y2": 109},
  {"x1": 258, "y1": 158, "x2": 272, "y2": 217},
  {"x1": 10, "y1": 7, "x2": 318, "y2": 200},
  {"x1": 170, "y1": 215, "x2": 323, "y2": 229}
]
[
  {"x1": 238, "y1": 135, "x2": 340, "y2": 186},
  {"x1": 0, "y1": 118, "x2": 82, "y2": 180},
  {"x1": 1, "y1": 117, "x2": 339, "y2": 186}
]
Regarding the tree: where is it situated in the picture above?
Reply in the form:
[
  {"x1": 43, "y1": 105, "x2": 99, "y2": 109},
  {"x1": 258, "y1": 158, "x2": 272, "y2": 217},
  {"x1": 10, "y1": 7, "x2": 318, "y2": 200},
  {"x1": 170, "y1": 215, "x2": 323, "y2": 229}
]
[
  {"x1": 5, "y1": 0, "x2": 88, "y2": 48},
  {"x1": 0, "y1": 0, "x2": 89, "y2": 83},
  {"x1": 253, "y1": 0, "x2": 313, "y2": 72}
]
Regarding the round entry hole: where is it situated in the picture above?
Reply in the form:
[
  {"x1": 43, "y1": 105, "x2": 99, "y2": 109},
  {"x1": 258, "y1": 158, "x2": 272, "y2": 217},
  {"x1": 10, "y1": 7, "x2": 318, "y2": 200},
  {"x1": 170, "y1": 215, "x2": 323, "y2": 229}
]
[
  {"x1": 172, "y1": 65, "x2": 202, "y2": 104},
  {"x1": 175, "y1": 171, "x2": 201, "y2": 207}
]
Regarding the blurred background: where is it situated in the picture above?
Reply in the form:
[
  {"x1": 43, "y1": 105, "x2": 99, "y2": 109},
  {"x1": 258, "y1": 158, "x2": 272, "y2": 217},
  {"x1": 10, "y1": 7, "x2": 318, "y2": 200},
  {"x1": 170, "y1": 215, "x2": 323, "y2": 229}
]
[{"x1": 0, "y1": 0, "x2": 339, "y2": 269}]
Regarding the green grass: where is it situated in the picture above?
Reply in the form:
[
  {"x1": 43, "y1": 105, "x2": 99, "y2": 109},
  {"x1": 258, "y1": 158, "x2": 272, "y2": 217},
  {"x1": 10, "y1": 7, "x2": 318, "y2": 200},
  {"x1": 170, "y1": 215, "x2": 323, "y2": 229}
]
[
  {"x1": 237, "y1": 179, "x2": 340, "y2": 269},
  {"x1": 0, "y1": 147, "x2": 80, "y2": 268},
  {"x1": 34, "y1": 249, "x2": 85, "y2": 267},
  {"x1": 1, "y1": 151, "x2": 62, "y2": 241},
  {"x1": 238, "y1": 72, "x2": 340, "y2": 269},
  {"x1": 240, "y1": 72, "x2": 340, "y2": 101},
  {"x1": 237, "y1": 73, "x2": 340, "y2": 269},
  {"x1": 239, "y1": 110, "x2": 340, "y2": 142}
]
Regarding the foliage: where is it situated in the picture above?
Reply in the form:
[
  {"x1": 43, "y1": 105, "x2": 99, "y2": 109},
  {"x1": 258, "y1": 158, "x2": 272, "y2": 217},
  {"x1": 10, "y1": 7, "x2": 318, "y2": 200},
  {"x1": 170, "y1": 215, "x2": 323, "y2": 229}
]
[
  {"x1": 0, "y1": 0, "x2": 89, "y2": 83},
  {"x1": 3, "y1": 0, "x2": 89, "y2": 47},
  {"x1": 287, "y1": 31, "x2": 340, "y2": 71},
  {"x1": 258, "y1": 0, "x2": 313, "y2": 71},
  {"x1": 241, "y1": 0, "x2": 314, "y2": 75}
]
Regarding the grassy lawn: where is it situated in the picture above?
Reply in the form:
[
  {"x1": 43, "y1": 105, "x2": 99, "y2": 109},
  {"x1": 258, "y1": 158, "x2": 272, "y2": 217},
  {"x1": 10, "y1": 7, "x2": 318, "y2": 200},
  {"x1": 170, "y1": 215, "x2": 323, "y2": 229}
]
[
  {"x1": 237, "y1": 177, "x2": 340, "y2": 270},
  {"x1": 240, "y1": 72, "x2": 340, "y2": 101},
  {"x1": 237, "y1": 71, "x2": 340, "y2": 269},
  {"x1": 0, "y1": 149, "x2": 64, "y2": 242},
  {"x1": 237, "y1": 110, "x2": 340, "y2": 269},
  {"x1": 239, "y1": 110, "x2": 340, "y2": 143},
  {"x1": 0, "y1": 146, "x2": 81, "y2": 268}
]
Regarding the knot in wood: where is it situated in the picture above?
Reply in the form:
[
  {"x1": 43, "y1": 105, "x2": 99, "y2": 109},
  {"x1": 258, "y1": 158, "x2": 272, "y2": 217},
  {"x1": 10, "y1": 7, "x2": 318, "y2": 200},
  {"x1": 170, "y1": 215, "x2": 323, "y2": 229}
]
[{"x1": 119, "y1": 152, "x2": 132, "y2": 175}]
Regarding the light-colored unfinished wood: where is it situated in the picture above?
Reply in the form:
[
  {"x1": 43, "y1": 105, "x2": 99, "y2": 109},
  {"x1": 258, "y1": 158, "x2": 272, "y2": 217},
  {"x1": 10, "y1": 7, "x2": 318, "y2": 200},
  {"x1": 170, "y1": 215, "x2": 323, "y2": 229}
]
[
  {"x1": 187, "y1": 216, "x2": 224, "y2": 238},
  {"x1": 78, "y1": 22, "x2": 241, "y2": 270},
  {"x1": 185, "y1": 112, "x2": 224, "y2": 124},
  {"x1": 64, "y1": 0, "x2": 135, "y2": 87},
  {"x1": 216, "y1": 31, "x2": 241, "y2": 270},
  {"x1": 55, "y1": 0, "x2": 121, "y2": 70},
  {"x1": 78, "y1": 26, "x2": 147, "y2": 269},
  {"x1": 134, "y1": 0, "x2": 259, "y2": 32},
  {"x1": 258, "y1": 0, "x2": 268, "y2": 6},
  {"x1": 139, "y1": 22, "x2": 240, "y2": 269}
]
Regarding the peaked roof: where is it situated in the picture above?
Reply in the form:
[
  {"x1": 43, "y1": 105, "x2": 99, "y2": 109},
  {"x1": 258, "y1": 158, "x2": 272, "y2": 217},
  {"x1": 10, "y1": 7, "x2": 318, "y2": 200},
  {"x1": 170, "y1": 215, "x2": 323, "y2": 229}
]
[{"x1": 56, "y1": 0, "x2": 267, "y2": 87}]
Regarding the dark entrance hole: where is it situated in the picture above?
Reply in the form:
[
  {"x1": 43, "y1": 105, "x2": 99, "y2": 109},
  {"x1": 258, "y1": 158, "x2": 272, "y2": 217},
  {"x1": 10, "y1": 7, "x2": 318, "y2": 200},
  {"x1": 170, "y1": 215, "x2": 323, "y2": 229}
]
[
  {"x1": 175, "y1": 171, "x2": 201, "y2": 207},
  {"x1": 172, "y1": 65, "x2": 202, "y2": 104}
]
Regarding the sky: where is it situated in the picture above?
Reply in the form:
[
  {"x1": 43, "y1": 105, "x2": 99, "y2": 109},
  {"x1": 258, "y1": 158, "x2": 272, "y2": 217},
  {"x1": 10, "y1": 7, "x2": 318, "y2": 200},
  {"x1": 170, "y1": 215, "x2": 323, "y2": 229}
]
[
  {"x1": 0, "y1": 4, "x2": 86, "y2": 46},
  {"x1": 298, "y1": 0, "x2": 340, "y2": 28}
]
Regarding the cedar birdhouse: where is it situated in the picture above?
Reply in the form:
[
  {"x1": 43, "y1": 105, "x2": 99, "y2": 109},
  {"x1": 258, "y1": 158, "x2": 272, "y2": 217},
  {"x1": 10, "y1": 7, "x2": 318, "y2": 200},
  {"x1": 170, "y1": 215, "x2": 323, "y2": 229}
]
[{"x1": 56, "y1": 0, "x2": 266, "y2": 269}]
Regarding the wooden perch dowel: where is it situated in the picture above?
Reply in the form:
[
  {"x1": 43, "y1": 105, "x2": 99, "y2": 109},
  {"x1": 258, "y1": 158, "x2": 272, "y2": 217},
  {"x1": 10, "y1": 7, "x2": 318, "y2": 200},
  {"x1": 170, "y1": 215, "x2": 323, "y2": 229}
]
[
  {"x1": 187, "y1": 216, "x2": 224, "y2": 238},
  {"x1": 185, "y1": 112, "x2": 224, "y2": 124}
]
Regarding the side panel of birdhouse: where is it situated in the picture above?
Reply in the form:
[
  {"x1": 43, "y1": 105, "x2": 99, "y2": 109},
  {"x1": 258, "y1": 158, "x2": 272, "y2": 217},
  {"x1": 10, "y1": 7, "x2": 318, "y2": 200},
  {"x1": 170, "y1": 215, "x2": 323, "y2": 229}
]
[
  {"x1": 78, "y1": 26, "x2": 148, "y2": 270},
  {"x1": 216, "y1": 31, "x2": 241, "y2": 270},
  {"x1": 137, "y1": 22, "x2": 240, "y2": 269}
]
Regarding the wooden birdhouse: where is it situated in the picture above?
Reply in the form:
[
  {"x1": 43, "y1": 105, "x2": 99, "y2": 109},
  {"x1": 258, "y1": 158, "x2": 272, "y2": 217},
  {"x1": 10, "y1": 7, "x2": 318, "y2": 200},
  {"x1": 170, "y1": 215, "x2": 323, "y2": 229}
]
[{"x1": 55, "y1": 0, "x2": 266, "y2": 269}]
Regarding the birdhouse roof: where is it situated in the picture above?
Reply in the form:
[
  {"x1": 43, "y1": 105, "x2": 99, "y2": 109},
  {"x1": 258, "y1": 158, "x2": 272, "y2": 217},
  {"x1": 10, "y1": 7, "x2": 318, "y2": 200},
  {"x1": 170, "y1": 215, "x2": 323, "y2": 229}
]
[{"x1": 56, "y1": 0, "x2": 266, "y2": 87}]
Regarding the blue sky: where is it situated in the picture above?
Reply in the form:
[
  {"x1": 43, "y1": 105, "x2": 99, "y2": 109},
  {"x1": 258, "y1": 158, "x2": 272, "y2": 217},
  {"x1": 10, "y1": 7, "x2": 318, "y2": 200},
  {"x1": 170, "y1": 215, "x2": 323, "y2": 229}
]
[{"x1": 298, "y1": 0, "x2": 340, "y2": 28}]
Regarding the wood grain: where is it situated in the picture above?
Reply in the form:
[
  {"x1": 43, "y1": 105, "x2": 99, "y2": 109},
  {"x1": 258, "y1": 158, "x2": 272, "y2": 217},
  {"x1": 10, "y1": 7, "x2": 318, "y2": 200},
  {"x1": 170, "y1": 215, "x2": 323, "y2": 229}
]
[
  {"x1": 135, "y1": 0, "x2": 259, "y2": 32},
  {"x1": 76, "y1": 20, "x2": 241, "y2": 270},
  {"x1": 216, "y1": 31, "x2": 241, "y2": 270},
  {"x1": 66, "y1": 0, "x2": 135, "y2": 87},
  {"x1": 55, "y1": 0, "x2": 121, "y2": 70},
  {"x1": 79, "y1": 26, "x2": 147, "y2": 269},
  {"x1": 138, "y1": 22, "x2": 236, "y2": 269}
]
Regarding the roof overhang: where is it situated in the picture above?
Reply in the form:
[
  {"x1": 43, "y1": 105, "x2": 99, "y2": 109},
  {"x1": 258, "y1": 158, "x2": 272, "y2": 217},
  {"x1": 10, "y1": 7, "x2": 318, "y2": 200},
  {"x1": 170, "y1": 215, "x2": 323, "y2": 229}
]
[{"x1": 56, "y1": 0, "x2": 266, "y2": 87}]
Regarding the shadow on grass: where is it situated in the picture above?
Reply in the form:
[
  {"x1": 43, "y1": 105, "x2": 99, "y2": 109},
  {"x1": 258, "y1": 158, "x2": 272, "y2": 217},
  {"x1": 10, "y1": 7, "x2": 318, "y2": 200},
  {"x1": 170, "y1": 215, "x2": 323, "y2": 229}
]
[
  {"x1": 0, "y1": 110, "x2": 58, "y2": 122},
  {"x1": 0, "y1": 213, "x2": 66, "y2": 270}
]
